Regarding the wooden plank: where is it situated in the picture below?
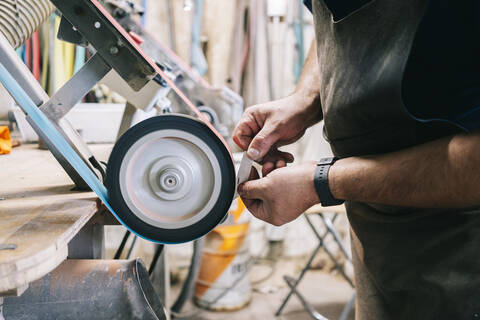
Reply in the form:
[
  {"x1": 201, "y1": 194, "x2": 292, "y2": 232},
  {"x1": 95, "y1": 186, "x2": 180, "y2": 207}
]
[
  {"x1": 0, "y1": 198, "x2": 97, "y2": 276},
  {"x1": 0, "y1": 246, "x2": 68, "y2": 295},
  {"x1": 0, "y1": 144, "x2": 111, "y2": 294}
]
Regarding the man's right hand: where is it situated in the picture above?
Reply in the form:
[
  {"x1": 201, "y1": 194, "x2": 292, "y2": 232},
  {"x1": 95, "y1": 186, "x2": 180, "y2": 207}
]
[{"x1": 233, "y1": 93, "x2": 321, "y2": 176}]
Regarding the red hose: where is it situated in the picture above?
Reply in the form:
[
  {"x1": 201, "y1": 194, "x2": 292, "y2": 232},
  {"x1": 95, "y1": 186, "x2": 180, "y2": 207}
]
[{"x1": 32, "y1": 31, "x2": 41, "y2": 81}]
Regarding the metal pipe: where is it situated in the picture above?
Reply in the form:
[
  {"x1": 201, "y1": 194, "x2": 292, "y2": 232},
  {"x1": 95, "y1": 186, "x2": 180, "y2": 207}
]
[
  {"x1": 0, "y1": 32, "x2": 48, "y2": 106},
  {"x1": 2, "y1": 259, "x2": 167, "y2": 320}
]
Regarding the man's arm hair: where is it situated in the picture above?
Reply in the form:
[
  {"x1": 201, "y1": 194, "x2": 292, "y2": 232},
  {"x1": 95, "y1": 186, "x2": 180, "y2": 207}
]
[{"x1": 329, "y1": 131, "x2": 480, "y2": 208}]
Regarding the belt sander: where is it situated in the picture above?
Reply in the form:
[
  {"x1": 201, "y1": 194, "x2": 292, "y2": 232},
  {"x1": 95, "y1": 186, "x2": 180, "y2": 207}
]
[{"x1": 0, "y1": 0, "x2": 238, "y2": 243}]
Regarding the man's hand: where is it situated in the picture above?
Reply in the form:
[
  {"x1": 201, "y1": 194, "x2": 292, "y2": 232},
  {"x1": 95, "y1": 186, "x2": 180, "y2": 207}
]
[
  {"x1": 233, "y1": 40, "x2": 322, "y2": 176},
  {"x1": 233, "y1": 94, "x2": 321, "y2": 176},
  {"x1": 233, "y1": 40, "x2": 324, "y2": 226},
  {"x1": 238, "y1": 162, "x2": 320, "y2": 226}
]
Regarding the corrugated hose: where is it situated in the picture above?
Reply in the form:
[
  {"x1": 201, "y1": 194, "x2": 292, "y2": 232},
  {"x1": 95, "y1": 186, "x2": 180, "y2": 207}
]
[{"x1": 0, "y1": 0, "x2": 54, "y2": 49}]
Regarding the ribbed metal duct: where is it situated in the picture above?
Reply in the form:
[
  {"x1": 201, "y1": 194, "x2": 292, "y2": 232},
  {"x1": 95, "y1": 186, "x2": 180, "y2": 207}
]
[
  {"x1": 0, "y1": 0, "x2": 54, "y2": 49},
  {"x1": 3, "y1": 259, "x2": 167, "y2": 320}
]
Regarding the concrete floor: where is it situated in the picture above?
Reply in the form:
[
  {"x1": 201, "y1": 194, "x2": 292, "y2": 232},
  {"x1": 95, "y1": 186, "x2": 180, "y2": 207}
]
[{"x1": 172, "y1": 258, "x2": 355, "y2": 320}]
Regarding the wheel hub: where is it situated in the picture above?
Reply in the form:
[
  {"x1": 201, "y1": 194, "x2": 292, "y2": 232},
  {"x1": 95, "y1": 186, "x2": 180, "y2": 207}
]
[{"x1": 148, "y1": 157, "x2": 193, "y2": 201}]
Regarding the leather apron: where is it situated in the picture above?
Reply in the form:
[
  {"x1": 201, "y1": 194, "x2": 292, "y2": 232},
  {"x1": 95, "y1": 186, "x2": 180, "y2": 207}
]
[{"x1": 312, "y1": 1, "x2": 480, "y2": 319}]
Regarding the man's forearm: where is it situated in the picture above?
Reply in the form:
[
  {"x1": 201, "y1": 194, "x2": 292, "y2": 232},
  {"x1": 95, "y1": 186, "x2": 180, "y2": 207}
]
[
  {"x1": 293, "y1": 40, "x2": 322, "y2": 122},
  {"x1": 328, "y1": 132, "x2": 480, "y2": 208}
]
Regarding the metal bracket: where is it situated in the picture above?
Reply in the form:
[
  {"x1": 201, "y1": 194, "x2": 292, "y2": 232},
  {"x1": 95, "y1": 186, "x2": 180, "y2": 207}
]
[
  {"x1": 50, "y1": 0, "x2": 156, "y2": 91},
  {"x1": 40, "y1": 54, "x2": 112, "y2": 121},
  {"x1": 0, "y1": 33, "x2": 100, "y2": 189},
  {"x1": 35, "y1": 53, "x2": 113, "y2": 187},
  {"x1": 116, "y1": 102, "x2": 137, "y2": 140},
  {"x1": 57, "y1": 16, "x2": 89, "y2": 47}
]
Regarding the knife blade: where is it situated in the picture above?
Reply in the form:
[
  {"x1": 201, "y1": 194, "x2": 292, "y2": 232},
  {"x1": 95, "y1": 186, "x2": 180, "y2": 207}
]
[{"x1": 234, "y1": 152, "x2": 254, "y2": 198}]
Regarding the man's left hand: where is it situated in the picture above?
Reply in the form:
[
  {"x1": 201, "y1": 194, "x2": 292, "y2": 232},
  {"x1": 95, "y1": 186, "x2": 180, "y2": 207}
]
[{"x1": 238, "y1": 161, "x2": 320, "y2": 226}]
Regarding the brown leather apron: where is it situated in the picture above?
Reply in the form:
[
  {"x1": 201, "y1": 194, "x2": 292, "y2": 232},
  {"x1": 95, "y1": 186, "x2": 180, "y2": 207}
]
[{"x1": 312, "y1": 1, "x2": 480, "y2": 319}]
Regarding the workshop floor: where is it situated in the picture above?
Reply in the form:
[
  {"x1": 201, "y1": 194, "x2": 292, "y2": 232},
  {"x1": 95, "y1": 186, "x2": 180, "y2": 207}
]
[{"x1": 172, "y1": 258, "x2": 355, "y2": 320}]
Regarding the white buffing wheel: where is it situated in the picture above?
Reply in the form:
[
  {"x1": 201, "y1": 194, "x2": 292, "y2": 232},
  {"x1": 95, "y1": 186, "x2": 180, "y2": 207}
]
[{"x1": 106, "y1": 114, "x2": 236, "y2": 243}]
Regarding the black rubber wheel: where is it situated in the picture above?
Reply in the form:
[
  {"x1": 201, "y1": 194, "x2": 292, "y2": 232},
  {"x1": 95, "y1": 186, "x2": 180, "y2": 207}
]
[{"x1": 106, "y1": 114, "x2": 235, "y2": 244}]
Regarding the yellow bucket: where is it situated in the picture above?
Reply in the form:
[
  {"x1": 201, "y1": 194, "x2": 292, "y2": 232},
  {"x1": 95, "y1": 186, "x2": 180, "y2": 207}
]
[{"x1": 194, "y1": 198, "x2": 251, "y2": 311}]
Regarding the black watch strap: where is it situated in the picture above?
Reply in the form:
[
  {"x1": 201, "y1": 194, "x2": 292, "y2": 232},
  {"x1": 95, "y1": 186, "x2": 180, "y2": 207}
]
[{"x1": 314, "y1": 157, "x2": 344, "y2": 207}]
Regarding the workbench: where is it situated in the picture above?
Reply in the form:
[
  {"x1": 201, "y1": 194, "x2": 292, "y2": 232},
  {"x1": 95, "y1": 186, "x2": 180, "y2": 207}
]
[{"x1": 0, "y1": 144, "x2": 112, "y2": 297}]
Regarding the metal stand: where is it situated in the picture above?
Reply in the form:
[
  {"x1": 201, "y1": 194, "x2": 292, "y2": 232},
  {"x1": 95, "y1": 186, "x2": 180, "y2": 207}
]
[
  {"x1": 0, "y1": 34, "x2": 104, "y2": 190},
  {"x1": 276, "y1": 213, "x2": 355, "y2": 320},
  {"x1": 68, "y1": 223, "x2": 105, "y2": 259},
  {"x1": 39, "y1": 53, "x2": 113, "y2": 184}
]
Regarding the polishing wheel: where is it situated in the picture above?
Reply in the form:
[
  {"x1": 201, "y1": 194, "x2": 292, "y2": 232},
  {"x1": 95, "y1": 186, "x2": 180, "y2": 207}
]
[{"x1": 106, "y1": 114, "x2": 236, "y2": 243}]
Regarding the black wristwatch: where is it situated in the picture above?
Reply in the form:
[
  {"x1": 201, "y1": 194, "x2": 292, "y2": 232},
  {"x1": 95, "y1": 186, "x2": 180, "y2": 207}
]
[{"x1": 313, "y1": 157, "x2": 344, "y2": 207}]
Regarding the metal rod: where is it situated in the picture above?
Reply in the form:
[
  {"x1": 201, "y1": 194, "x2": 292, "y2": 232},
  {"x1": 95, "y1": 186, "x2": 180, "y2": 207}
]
[
  {"x1": 320, "y1": 214, "x2": 352, "y2": 261},
  {"x1": 0, "y1": 33, "x2": 49, "y2": 106},
  {"x1": 149, "y1": 244, "x2": 165, "y2": 275},
  {"x1": 126, "y1": 236, "x2": 138, "y2": 259},
  {"x1": 114, "y1": 230, "x2": 131, "y2": 259},
  {"x1": 276, "y1": 214, "x2": 334, "y2": 316},
  {"x1": 276, "y1": 242, "x2": 323, "y2": 316},
  {"x1": 339, "y1": 291, "x2": 356, "y2": 320},
  {"x1": 305, "y1": 214, "x2": 354, "y2": 287},
  {"x1": 284, "y1": 276, "x2": 330, "y2": 320}
]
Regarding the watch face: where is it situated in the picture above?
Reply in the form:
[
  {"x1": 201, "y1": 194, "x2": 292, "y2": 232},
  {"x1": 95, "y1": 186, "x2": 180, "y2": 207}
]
[{"x1": 318, "y1": 157, "x2": 336, "y2": 166}]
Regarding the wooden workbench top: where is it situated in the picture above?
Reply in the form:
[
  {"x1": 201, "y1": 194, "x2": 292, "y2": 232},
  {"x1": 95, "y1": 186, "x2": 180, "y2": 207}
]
[{"x1": 0, "y1": 144, "x2": 112, "y2": 296}]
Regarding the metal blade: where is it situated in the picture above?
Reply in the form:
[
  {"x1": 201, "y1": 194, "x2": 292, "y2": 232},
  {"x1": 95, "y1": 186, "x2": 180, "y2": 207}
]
[{"x1": 234, "y1": 152, "x2": 254, "y2": 198}]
